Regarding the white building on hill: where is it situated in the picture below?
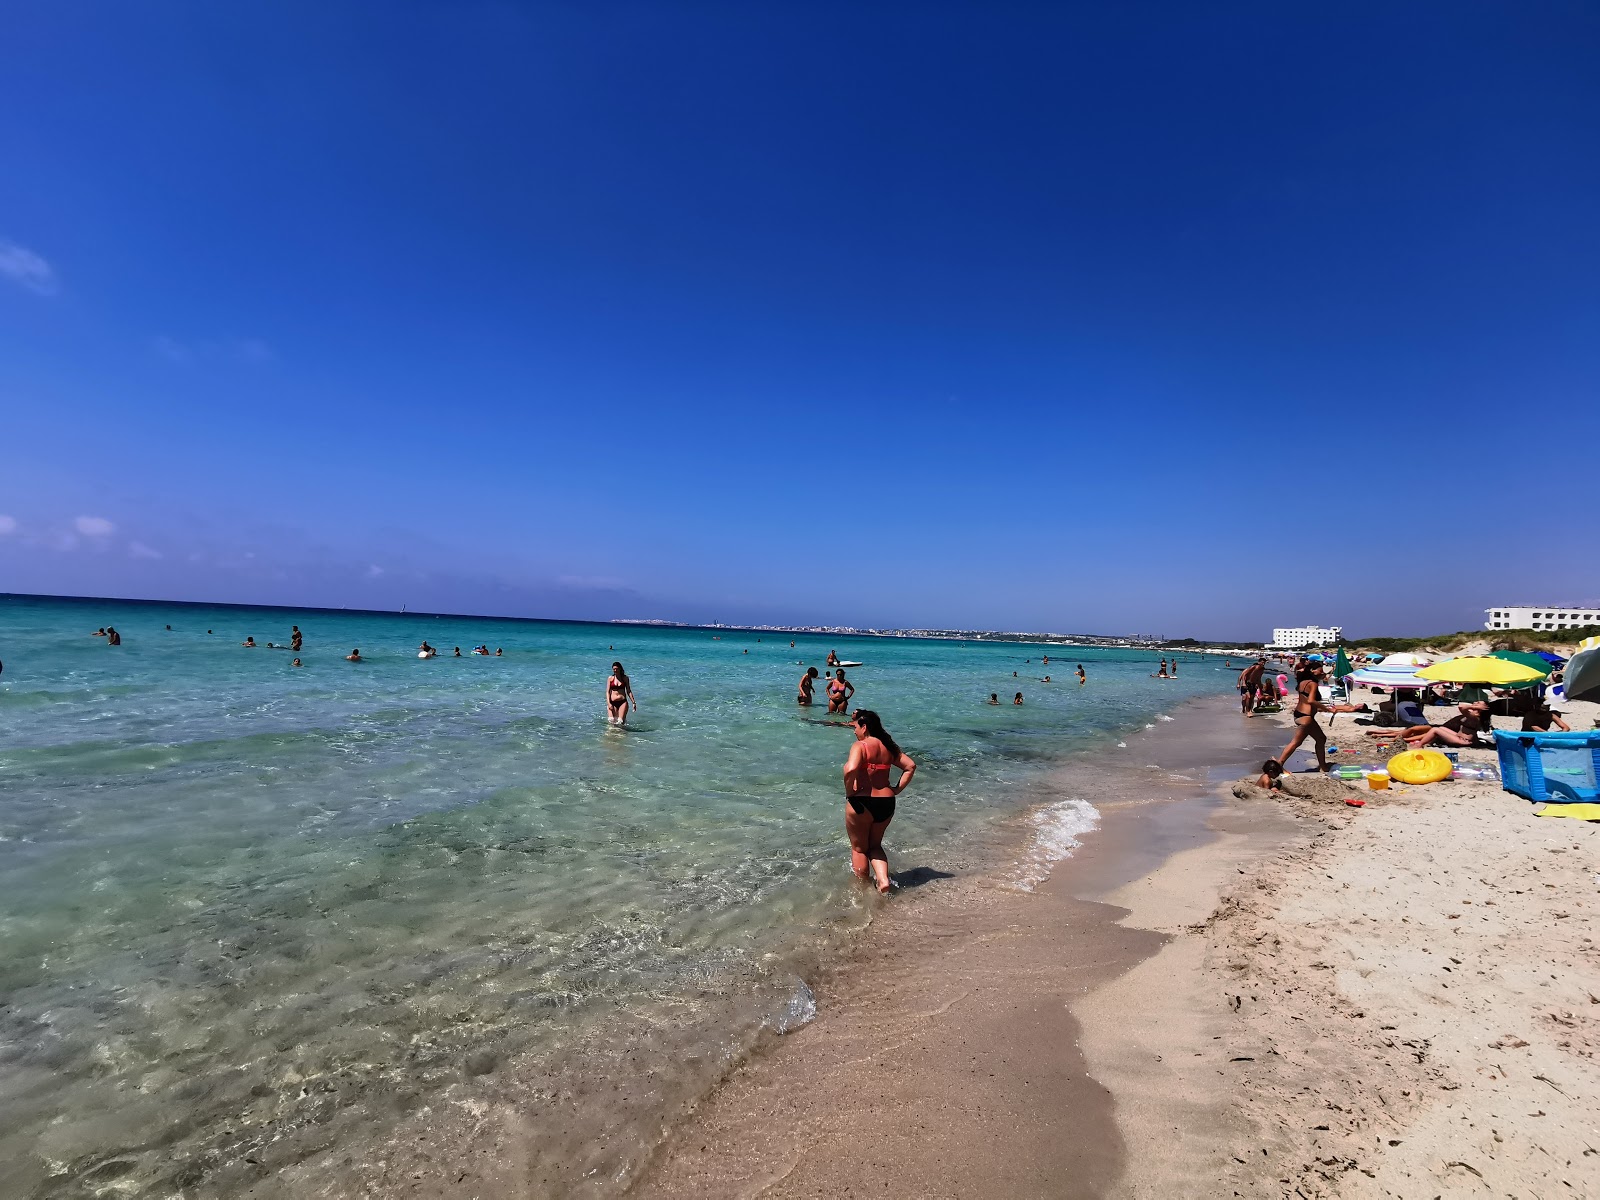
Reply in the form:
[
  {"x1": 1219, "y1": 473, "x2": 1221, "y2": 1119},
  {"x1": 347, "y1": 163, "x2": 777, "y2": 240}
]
[
  {"x1": 1485, "y1": 605, "x2": 1600, "y2": 631},
  {"x1": 1271, "y1": 625, "x2": 1342, "y2": 649}
]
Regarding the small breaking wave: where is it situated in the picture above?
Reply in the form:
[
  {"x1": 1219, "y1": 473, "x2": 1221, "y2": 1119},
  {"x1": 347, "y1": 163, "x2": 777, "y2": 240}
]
[
  {"x1": 772, "y1": 978, "x2": 816, "y2": 1033},
  {"x1": 1010, "y1": 798, "x2": 1100, "y2": 891},
  {"x1": 1157, "y1": 714, "x2": 1175, "y2": 722}
]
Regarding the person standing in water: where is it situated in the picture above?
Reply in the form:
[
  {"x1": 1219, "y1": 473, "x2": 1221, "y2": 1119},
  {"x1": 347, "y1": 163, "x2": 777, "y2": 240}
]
[
  {"x1": 842, "y1": 709, "x2": 916, "y2": 894},
  {"x1": 291, "y1": 625, "x2": 302, "y2": 651},
  {"x1": 827, "y1": 668, "x2": 855, "y2": 714},
  {"x1": 1170, "y1": 658, "x2": 1178, "y2": 677},
  {"x1": 606, "y1": 661, "x2": 636, "y2": 725},
  {"x1": 106, "y1": 627, "x2": 122, "y2": 646},
  {"x1": 1076, "y1": 664, "x2": 1086, "y2": 685},
  {"x1": 797, "y1": 666, "x2": 819, "y2": 706}
]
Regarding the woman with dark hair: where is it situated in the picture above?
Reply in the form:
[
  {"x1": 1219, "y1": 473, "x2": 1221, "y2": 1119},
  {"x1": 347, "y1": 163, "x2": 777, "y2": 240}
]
[
  {"x1": 827, "y1": 668, "x2": 854, "y2": 714},
  {"x1": 797, "y1": 666, "x2": 819, "y2": 706},
  {"x1": 1274, "y1": 663, "x2": 1363, "y2": 772},
  {"x1": 843, "y1": 709, "x2": 916, "y2": 893},
  {"x1": 606, "y1": 662, "x2": 636, "y2": 725}
]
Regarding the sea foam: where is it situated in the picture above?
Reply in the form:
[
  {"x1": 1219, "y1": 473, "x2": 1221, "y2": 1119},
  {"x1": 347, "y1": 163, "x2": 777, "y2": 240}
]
[{"x1": 1011, "y1": 798, "x2": 1100, "y2": 891}]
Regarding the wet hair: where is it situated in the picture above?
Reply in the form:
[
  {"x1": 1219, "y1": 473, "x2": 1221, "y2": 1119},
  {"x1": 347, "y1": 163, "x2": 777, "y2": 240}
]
[
  {"x1": 1261, "y1": 760, "x2": 1284, "y2": 779},
  {"x1": 851, "y1": 709, "x2": 901, "y2": 760},
  {"x1": 989, "y1": 692, "x2": 998, "y2": 701},
  {"x1": 807, "y1": 667, "x2": 819, "y2": 679},
  {"x1": 611, "y1": 661, "x2": 630, "y2": 687}
]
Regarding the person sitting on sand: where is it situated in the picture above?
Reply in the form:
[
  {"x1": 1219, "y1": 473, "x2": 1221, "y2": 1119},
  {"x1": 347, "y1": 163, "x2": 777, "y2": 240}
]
[
  {"x1": 842, "y1": 709, "x2": 917, "y2": 894},
  {"x1": 242, "y1": 637, "x2": 257, "y2": 647},
  {"x1": 988, "y1": 693, "x2": 999, "y2": 705},
  {"x1": 1522, "y1": 703, "x2": 1571, "y2": 733},
  {"x1": 827, "y1": 669, "x2": 855, "y2": 714},
  {"x1": 346, "y1": 649, "x2": 363, "y2": 662},
  {"x1": 1014, "y1": 692, "x2": 1024, "y2": 705},
  {"x1": 1398, "y1": 700, "x2": 1494, "y2": 748},
  {"x1": 1256, "y1": 760, "x2": 1285, "y2": 790},
  {"x1": 1275, "y1": 665, "x2": 1365, "y2": 772},
  {"x1": 606, "y1": 661, "x2": 636, "y2": 725},
  {"x1": 798, "y1": 666, "x2": 819, "y2": 706}
]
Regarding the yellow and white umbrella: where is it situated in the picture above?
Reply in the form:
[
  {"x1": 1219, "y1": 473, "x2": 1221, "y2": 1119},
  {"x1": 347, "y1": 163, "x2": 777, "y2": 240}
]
[{"x1": 1417, "y1": 656, "x2": 1546, "y2": 686}]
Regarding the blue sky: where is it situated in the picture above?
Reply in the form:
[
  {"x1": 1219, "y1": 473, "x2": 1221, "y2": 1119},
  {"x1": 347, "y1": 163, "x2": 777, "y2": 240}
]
[{"x1": 2, "y1": 3, "x2": 1597, "y2": 639}]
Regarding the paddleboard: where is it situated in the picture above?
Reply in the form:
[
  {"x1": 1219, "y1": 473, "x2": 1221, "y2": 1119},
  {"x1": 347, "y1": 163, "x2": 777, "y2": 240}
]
[{"x1": 835, "y1": 660, "x2": 864, "y2": 668}]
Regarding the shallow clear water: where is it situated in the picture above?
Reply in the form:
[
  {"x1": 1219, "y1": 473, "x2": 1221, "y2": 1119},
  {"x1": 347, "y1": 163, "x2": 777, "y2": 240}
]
[{"x1": 0, "y1": 596, "x2": 1229, "y2": 1195}]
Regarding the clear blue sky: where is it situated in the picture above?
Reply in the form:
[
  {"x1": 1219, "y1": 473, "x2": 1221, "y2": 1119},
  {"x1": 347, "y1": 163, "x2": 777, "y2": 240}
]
[{"x1": 2, "y1": 3, "x2": 1596, "y2": 639}]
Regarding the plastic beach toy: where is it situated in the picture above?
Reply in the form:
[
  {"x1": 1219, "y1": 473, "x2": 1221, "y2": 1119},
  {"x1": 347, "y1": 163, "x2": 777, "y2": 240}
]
[
  {"x1": 1366, "y1": 771, "x2": 1391, "y2": 791},
  {"x1": 1387, "y1": 748, "x2": 1452, "y2": 785}
]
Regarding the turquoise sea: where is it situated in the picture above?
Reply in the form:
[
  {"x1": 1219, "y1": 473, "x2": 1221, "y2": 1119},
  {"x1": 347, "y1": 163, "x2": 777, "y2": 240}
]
[{"x1": 0, "y1": 595, "x2": 1231, "y2": 1196}]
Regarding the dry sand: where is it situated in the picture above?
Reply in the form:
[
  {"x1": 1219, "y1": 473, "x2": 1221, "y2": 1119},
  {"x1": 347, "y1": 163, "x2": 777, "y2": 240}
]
[{"x1": 1077, "y1": 690, "x2": 1600, "y2": 1197}]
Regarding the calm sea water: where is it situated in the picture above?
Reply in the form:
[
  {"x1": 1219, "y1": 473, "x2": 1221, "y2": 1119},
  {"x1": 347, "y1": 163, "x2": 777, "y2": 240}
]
[{"x1": 0, "y1": 595, "x2": 1230, "y2": 1196}]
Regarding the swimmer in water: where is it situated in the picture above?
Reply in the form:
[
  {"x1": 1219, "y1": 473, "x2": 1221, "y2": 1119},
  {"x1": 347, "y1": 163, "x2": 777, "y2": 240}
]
[
  {"x1": 495, "y1": 648, "x2": 502, "y2": 656},
  {"x1": 346, "y1": 649, "x2": 362, "y2": 662},
  {"x1": 827, "y1": 668, "x2": 855, "y2": 714},
  {"x1": 606, "y1": 662, "x2": 636, "y2": 724},
  {"x1": 242, "y1": 637, "x2": 257, "y2": 647},
  {"x1": 93, "y1": 628, "x2": 106, "y2": 637},
  {"x1": 1013, "y1": 692, "x2": 1023, "y2": 705},
  {"x1": 1076, "y1": 664, "x2": 1086, "y2": 685},
  {"x1": 988, "y1": 693, "x2": 999, "y2": 705},
  {"x1": 106, "y1": 627, "x2": 121, "y2": 646},
  {"x1": 291, "y1": 658, "x2": 303, "y2": 668},
  {"x1": 843, "y1": 709, "x2": 916, "y2": 894},
  {"x1": 419, "y1": 642, "x2": 436, "y2": 658},
  {"x1": 1042, "y1": 675, "x2": 1052, "y2": 683},
  {"x1": 454, "y1": 646, "x2": 462, "y2": 657},
  {"x1": 798, "y1": 666, "x2": 819, "y2": 706}
]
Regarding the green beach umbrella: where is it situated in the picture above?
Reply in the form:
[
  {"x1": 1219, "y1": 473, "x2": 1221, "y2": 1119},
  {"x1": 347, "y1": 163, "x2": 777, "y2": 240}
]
[
  {"x1": 1489, "y1": 649, "x2": 1554, "y2": 677},
  {"x1": 1333, "y1": 647, "x2": 1354, "y2": 679}
]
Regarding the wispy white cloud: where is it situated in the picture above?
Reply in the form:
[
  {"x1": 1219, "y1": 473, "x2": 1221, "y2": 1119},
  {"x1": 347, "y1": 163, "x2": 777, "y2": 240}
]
[
  {"x1": 128, "y1": 540, "x2": 162, "y2": 560},
  {"x1": 74, "y1": 515, "x2": 115, "y2": 537},
  {"x1": 0, "y1": 514, "x2": 17, "y2": 536},
  {"x1": 0, "y1": 239, "x2": 58, "y2": 295},
  {"x1": 367, "y1": 564, "x2": 385, "y2": 578}
]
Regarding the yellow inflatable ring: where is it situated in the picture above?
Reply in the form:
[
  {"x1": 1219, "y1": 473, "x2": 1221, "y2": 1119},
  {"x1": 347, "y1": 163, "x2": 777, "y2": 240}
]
[{"x1": 1387, "y1": 748, "x2": 1453, "y2": 785}]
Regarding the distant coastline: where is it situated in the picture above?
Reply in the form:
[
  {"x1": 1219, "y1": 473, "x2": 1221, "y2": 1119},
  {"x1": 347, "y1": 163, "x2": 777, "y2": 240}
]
[{"x1": 0, "y1": 591, "x2": 1264, "y2": 652}]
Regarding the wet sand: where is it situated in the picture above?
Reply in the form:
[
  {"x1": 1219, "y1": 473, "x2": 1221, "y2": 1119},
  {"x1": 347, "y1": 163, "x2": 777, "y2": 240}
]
[{"x1": 632, "y1": 694, "x2": 1294, "y2": 1197}]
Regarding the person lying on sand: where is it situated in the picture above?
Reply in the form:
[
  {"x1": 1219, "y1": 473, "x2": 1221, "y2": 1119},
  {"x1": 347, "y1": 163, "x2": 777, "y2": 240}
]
[{"x1": 1396, "y1": 700, "x2": 1493, "y2": 748}]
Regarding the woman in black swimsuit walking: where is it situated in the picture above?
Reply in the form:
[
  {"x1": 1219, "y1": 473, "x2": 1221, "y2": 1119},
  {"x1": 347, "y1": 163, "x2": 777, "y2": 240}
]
[
  {"x1": 842, "y1": 709, "x2": 916, "y2": 894},
  {"x1": 606, "y1": 661, "x2": 636, "y2": 725},
  {"x1": 1274, "y1": 663, "x2": 1363, "y2": 773}
]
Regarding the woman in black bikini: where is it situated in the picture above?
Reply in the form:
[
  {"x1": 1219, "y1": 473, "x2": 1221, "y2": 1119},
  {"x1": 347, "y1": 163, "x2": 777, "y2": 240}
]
[
  {"x1": 1275, "y1": 664, "x2": 1363, "y2": 772},
  {"x1": 843, "y1": 709, "x2": 916, "y2": 894},
  {"x1": 797, "y1": 666, "x2": 820, "y2": 706},
  {"x1": 827, "y1": 668, "x2": 854, "y2": 714},
  {"x1": 606, "y1": 661, "x2": 636, "y2": 725}
]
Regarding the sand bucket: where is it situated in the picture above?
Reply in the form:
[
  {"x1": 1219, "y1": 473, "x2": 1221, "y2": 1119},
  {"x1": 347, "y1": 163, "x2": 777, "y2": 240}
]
[{"x1": 1366, "y1": 771, "x2": 1391, "y2": 791}]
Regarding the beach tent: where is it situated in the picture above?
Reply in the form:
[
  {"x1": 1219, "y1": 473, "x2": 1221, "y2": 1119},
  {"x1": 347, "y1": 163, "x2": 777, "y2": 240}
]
[{"x1": 1564, "y1": 645, "x2": 1600, "y2": 703}]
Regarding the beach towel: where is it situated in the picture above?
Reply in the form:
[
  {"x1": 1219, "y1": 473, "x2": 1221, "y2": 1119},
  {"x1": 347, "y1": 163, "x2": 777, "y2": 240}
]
[{"x1": 1536, "y1": 803, "x2": 1600, "y2": 822}]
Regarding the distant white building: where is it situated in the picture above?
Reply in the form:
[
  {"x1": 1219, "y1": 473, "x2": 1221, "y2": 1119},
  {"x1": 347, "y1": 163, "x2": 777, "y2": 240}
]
[
  {"x1": 1485, "y1": 605, "x2": 1600, "y2": 631},
  {"x1": 1271, "y1": 625, "x2": 1342, "y2": 649}
]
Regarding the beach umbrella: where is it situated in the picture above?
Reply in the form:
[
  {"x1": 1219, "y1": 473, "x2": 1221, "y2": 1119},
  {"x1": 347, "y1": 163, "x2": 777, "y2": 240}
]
[
  {"x1": 1380, "y1": 652, "x2": 1433, "y2": 668},
  {"x1": 1535, "y1": 651, "x2": 1566, "y2": 665},
  {"x1": 1333, "y1": 647, "x2": 1354, "y2": 679},
  {"x1": 1416, "y1": 657, "x2": 1546, "y2": 686},
  {"x1": 1564, "y1": 645, "x2": 1600, "y2": 702},
  {"x1": 1346, "y1": 666, "x2": 1435, "y2": 688},
  {"x1": 1490, "y1": 650, "x2": 1555, "y2": 677}
]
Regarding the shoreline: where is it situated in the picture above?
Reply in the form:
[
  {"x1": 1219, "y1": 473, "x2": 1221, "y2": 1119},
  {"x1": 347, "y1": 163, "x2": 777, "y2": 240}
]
[
  {"x1": 630, "y1": 693, "x2": 1290, "y2": 1197},
  {"x1": 1076, "y1": 691, "x2": 1600, "y2": 1197}
]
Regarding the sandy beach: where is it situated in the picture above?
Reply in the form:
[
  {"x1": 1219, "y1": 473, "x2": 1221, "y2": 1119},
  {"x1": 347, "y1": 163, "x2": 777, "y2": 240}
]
[{"x1": 635, "y1": 686, "x2": 1600, "y2": 1198}]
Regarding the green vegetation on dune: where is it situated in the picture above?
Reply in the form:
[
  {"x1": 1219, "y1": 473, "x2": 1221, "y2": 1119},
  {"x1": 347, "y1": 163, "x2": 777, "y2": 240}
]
[{"x1": 1349, "y1": 627, "x2": 1599, "y2": 655}]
